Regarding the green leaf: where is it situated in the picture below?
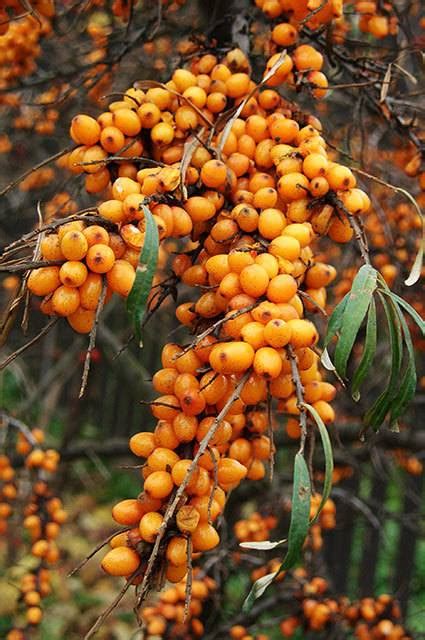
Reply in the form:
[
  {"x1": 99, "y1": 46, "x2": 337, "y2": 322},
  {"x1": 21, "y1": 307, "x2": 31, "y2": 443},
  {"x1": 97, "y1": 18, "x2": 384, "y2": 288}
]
[
  {"x1": 389, "y1": 303, "x2": 417, "y2": 427},
  {"x1": 364, "y1": 293, "x2": 403, "y2": 430},
  {"x1": 351, "y1": 297, "x2": 377, "y2": 401},
  {"x1": 323, "y1": 293, "x2": 350, "y2": 348},
  {"x1": 239, "y1": 538, "x2": 287, "y2": 550},
  {"x1": 382, "y1": 292, "x2": 425, "y2": 335},
  {"x1": 241, "y1": 571, "x2": 278, "y2": 612},
  {"x1": 242, "y1": 452, "x2": 311, "y2": 611},
  {"x1": 334, "y1": 265, "x2": 378, "y2": 378},
  {"x1": 126, "y1": 205, "x2": 159, "y2": 346},
  {"x1": 302, "y1": 403, "x2": 334, "y2": 525}
]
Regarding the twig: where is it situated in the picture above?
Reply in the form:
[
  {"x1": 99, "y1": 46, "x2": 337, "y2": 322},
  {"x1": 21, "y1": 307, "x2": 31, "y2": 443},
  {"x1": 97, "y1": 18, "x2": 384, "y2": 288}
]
[
  {"x1": 267, "y1": 387, "x2": 275, "y2": 482},
  {"x1": 287, "y1": 345, "x2": 307, "y2": 456},
  {"x1": 183, "y1": 537, "x2": 193, "y2": 622},
  {"x1": 349, "y1": 215, "x2": 371, "y2": 265},
  {"x1": 0, "y1": 318, "x2": 59, "y2": 371},
  {"x1": 178, "y1": 304, "x2": 258, "y2": 357},
  {"x1": 0, "y1": 146, "x2": 73, "y2": 198},
  {"x1": 298, "y1": 290, "x2": 328, "y2": 316},
  {"x1": 79, "y1": 280, "x2": 107, "y2": 398},
  {"x1": 84, "y1": 568, "x2": 140, "y2": 640},
  {"x1": 0, "y1": 412, "x2": 38, "y2": 447},
  {"x1": 68, "y1": 528, "x2": 131, "y2": 577}
]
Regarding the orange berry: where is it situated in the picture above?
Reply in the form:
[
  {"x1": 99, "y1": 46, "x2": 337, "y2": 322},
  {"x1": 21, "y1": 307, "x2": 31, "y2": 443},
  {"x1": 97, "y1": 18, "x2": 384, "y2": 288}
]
[
  {"x1": 191, "y1": 523, "x2": 220, "y2": 552},
  {"x1": 239, "y1": 264, "x2": 270, "y2": 297},
  {"x1": 71, "y1": 114, "x2": 101, "y2": 145},
  {"x1": 144, "y1": 470, "x2": 174, "y2": 499},
  {"x1": 98, "y1": 199, "x2": 126, "y2": 223},
  {"x1": 185, "y1": 196, "x2": 216, "y2": 222},
  {"x1": 166, "y1": 536, "x2": 188, "y2": 566},
  {"x1": 253, "y1": 346, "x2": 283, "y2": 379},
  {"x1": 51, "y1": 285, "x2": 80, "y2": 316},
  {"x1": 112, "y1": 499, "x2": 145, "y2": 525},
  {"x1": 60, "y1": 230, "x2": 88, "y2": 261},
  {"x1": 86, "y1": 244, "x2": 115, "y2": 273},
  {"x1": 40, "y1": 234, "x2": 64, "y2": 261},
  {"x1": 209, "y1": 342, "x2": 255, "y2": 374},
  {"x1": 293, "y1": 45, "x2": 323, "y2": 72},
  {"x1": 218, "y1": 457, "x2": 247, "y2": 486},
  {"x1": 278, "y1": 172, "x2": 310, "y2": 201},
  {"x1": 28, "y1": 266, "x2": 61, "y2": 297},
  {"x1": 147, "y1": 447, "x2": 179, "y2": 472},
  {"x1": 67, "y1": 307, "x2": 95, "y2": 333},
  {"x1": 272, "y1": 23, "x2": 298, "y2": 47},
  {"x1": 129, "y1": 432, "x2": 156, "y2": 458},
  {"x1": 176, "y1": 505, "x2": 201, "y2": 533},
  {"x1": 287, "y1": 319, "x2": 319, "y2": 348},
  {"x1": 101, "y1": 546, "x2": 140, "y2": 576},
  {"x1": 269, "y1": 235, "x2": 301, "y2": 260},
  {"x1": 201, "y1": 160, "x2": 227, "y2": 188},
  {"x1": 139, "y1": 511, "x2": 164, "y2": 542},
  {"x1": 106, "y1": 260, "x2": 135, "y2": 296},
  {"x1": 264, "y1": 318, "x2": 292, "y2": 348},
  {"x1": 59, "y1": 261, "x2": 87, "y2": 287},
  {"x1": 267, "y1": 274, "x2": 298, "y2": 303}
]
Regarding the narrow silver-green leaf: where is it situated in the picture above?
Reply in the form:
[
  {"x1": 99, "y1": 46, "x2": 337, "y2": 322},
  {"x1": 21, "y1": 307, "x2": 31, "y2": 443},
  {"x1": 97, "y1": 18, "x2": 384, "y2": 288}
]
[
  {"x1": 242, "y1": 452, "x2": 311, "y2": 611},
  {"x1": 383, "y1": 292, "x2": 425, "y2": 335},
  {"x1": 364, "y1": 293, "x2": 403, "y2": 430},
  {"x1": 127, "y1": 205, "x2": 159, "y2": 346},
  {"x1": 242, "y1": 571, "x2": 278, "y2": 612},
  {"x1": 323, "y1": 293, "x2": 350, "y2": 348},
  {"x1": 239, "y1": 538, "x2": 287, "y2": 551},
  {"x1": 389, "y1": 303, "x2": 417, "y2": 426},
  {"x1": 351, "y1": 297, "x2": 377, "y2": 401},
  {"x1": 302, "y1": 403, "x2": 334, "y2": 525},
  {"x1": 334, "y1": 265, "x2": 378, "y2": 378}
]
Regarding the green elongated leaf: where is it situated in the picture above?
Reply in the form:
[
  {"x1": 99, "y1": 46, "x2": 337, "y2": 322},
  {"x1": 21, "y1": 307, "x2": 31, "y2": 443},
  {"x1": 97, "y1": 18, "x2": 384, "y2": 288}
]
[
  {"x1": 351, "y1": 297, "x2": 377, "y2": 401},
  {"x1": 302, "y1": 403, "x2": 334, "y2": 525},
  {"x1": 241, "y1": 571, "x2": 278, "y2": 612},
  {"x1": 404, "y1": 195, "x2": 423, "y2": 286},
  {"x1": 239, "y1": 538, "x2": 287, "y2": 550},
  {"x1": 389, "y1": 303, "x2": 417, "y2": 427},
  {"x1": 242, "y1": 452, "x2": 311, "y2": 611},
  {"x1": 382, "y1": 291, "x2": 425, "y2": 335},
  {"x1": 323, "y1": 293, "x2": 350, "y2": 348},
  {"x1": 364, "y1": 293, "x2": 403, "y2": 430},
  {"x1": 334, "y1": 265, "x2": 378, "y2": 378},
  {"x1": 126, "y1": 205, "x2": 159, "y2": 346}
]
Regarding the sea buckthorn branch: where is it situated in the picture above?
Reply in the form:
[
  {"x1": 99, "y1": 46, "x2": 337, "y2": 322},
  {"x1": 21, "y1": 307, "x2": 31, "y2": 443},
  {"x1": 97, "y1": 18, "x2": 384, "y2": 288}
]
[
  {"x1": 134, "y1": 371, "x2": 251, "y2": 610},
  {"x1": 0, "y1": 412, "x2": 66, "y2": 639}
]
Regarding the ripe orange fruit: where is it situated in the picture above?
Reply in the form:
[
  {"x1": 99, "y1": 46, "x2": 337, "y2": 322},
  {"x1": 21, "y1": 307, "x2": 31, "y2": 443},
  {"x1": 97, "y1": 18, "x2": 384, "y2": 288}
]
[{"x1": 101, "y1": 546, "x2": 140, "y2": 576}]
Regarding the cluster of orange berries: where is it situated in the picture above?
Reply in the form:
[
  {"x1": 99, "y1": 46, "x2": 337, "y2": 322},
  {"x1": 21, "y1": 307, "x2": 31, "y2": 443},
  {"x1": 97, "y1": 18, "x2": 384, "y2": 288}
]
[
  {"x1": 278, "y1": 577, "x2": 411, "y2": 639},
  {"x1": 140, "y1": 569, "x2": 216, "y2": 638},
  {"x1": 253, "y1": 0, "x2": 346, "y2": 100},
  {"x1": 0, "y1": 421, "x2": 65, "y2": 639},
  {"x1": 254, "y1": 0, "x2": 342, "y2": 27},
  {"x1": 19, "y1": 167, "x2": 55, "y2": 192},
  {"x1": 234, "y1": 511, "x2": 278, "y2": 543},
  {"x1": 88, "y1": 46, "x2": 378, "y2": 587},
  {"x1": 0, "y1": 6, "x2": 53, "y2": 89},
  {"x1": 354, "y1": 1, "x2": 399, "y2": 39},
  {"x1": 0, "y1": 452, "x2": 17, "y2": 534},
  {"x1": 307, "y1": 494, "x2": 336, "y2": 551},
  {"x1": 27, "y1": 219, "x2": 135, "y2": 333},
  {"x1": 6, "y1": 484, "x2": 66, "y2": 638}
]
